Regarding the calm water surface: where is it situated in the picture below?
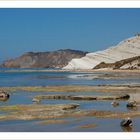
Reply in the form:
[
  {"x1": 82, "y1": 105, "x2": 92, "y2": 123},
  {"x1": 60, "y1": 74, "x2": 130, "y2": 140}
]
[{"x1": 0, "y1": 68, "x2": 140, "y2": 132}]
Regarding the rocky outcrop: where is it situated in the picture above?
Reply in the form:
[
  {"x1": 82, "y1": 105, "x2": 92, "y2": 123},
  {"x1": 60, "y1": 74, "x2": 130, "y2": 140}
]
[
  {"x1": 63, "y1": 35, "x2": 140, "y2": 69},
  {"x1": 1, "y1": 49, "x2": 87, "y2": 68},
  {"x1": 126, "y1": 101, "x2": 139, "y2": 108},
  {"x1": 0, "y1": 91, "x2": 10, "y2": 101},
  {"x1": 33, "y1": 94, "x2": 130, "y2": 101},
  {"x1": 0, "y1": 104, "x2": 80, "y2": 120},
  {"x1": 93, "y1": 56, "x2": 140, "y2": 70},
  {"x1": 1, "y1": 84, "x2": 140, "y2": 93},
  {"x1": 1, "y1": 104, "x2": 140, "y2": 121},
  {"x1": 120, "y1": 118, "x2": 133, "y2": 127}
]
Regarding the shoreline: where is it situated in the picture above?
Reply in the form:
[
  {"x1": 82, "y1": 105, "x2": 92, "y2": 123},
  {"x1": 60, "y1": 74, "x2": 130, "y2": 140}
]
[
  {"x1": 1, "y1": 84, "x2": 140, "y2": 93},
  {"x1": 0, "y1": 68, "x2": 140, "y2": 73}
]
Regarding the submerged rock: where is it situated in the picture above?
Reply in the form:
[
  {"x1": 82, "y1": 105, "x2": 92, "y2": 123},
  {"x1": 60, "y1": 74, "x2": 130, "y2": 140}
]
[
  {"x1": 36, "y1": 119, "x2": 67, "y2": 125},
  {"x1": 76, "y1": 123, "x2": 96, "y2": 129},
  {"x1": 0, "y1": 91, "x2": 10, "y2": 101}
]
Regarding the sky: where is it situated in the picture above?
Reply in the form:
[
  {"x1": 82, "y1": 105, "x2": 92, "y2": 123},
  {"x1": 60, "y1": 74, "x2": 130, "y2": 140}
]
[{"x1": 0, "y1": 8, "x2": 140, "y2": 63}]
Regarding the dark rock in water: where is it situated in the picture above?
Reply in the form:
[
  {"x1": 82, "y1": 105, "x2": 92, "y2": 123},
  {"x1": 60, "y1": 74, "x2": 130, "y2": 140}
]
[
  {"x1": 0, "y1": 91, "x2": 10, "y2": 101},
  {"x1": 111, "y1": 101, "x2": 119, "y2": 107},
  {"x1": 116, "y1": 94, "x2": 130, "y2": 100},
  {"x1": 127, "y1": 100, "x2": 138, "y2": 108},
  {"x1": 120, "y1": 117, "x2": 132, "y2": 127},
  {"x1": 1, "y1": 49, "x2": 88, "y2": 68},
  {"x1": 34, "y1": 94, "x2": 130, "y2": 101}
]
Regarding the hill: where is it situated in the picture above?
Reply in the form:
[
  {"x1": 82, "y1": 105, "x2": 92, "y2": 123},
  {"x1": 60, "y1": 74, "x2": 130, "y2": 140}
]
[
  {"x1": 93, "y1": 55, "x2": 140, "y2": 70},
  {"x1": 1, "y1": 49, "x2": 87, "y2": 68}
]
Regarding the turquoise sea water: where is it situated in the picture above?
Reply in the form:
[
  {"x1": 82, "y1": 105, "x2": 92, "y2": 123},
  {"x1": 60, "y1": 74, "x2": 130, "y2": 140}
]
[
  {"x1": 0, "y1": 68, "x2": 140, "y2": 87},
  {"x1": 0, "y1": 68, "x2": 140, "y2": 132}
]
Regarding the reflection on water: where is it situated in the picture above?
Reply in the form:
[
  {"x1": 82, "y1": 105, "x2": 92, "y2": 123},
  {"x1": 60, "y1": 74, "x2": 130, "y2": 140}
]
[
  {"x1": 0, "y1": 98, "x2": 9, "y2": 102},
  {"x1": 121, "y1": 126, "x2": 133, "y2": 132},
  {"x1": 127, "y1": 106, "x2": 139, "y2": 112}
]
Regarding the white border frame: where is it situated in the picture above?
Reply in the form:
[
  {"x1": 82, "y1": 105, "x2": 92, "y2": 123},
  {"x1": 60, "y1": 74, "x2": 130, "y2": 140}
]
[
  {"x1": 0, "y1": 1, "x2": 140, "y2": 140},
  {"x1": 0, "y1": 132, "x2": 140, "y2": 139},
  {"x1": 0, "y1": 1, "x2": 140, "y2": 8}
]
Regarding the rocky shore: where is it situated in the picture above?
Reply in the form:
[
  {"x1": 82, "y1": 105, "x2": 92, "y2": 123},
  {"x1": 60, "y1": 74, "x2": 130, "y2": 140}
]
[
  {"x1": 0, "y1": 80, "x2": 140, "y2": 130},
  {"x1": 1, "y1": 84, "x2": 140, "y2": 93},
  {"x1": 0, "y1": 103, "x2": 140, "y2": 121}
]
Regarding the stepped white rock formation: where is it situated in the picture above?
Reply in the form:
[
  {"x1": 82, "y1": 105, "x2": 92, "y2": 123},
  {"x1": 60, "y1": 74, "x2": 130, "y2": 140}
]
[{"x1": 63, "y1": 35, "x2": 140, "y2": 70}]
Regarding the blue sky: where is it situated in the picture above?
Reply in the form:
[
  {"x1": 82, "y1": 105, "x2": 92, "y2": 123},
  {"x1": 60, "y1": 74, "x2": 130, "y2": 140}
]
[{"x1": 0, "y1": 8, "x2": 140, "y2": 63}]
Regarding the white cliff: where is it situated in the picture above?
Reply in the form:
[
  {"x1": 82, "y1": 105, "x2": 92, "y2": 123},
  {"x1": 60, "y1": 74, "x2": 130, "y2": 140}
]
[{"x1": 63, "y1": 35, "x2": 140, "y2": 70}]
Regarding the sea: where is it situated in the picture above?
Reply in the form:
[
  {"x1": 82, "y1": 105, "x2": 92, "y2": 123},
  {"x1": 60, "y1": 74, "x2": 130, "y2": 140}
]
[{"x1": 0, "y1": 68, "x2": 140, "y2": 132}]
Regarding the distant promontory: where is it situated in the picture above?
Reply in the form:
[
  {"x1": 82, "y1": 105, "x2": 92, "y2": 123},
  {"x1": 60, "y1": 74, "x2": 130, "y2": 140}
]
[{"x1": 1, "y1": 49, "x2": 87, "y2": 69}]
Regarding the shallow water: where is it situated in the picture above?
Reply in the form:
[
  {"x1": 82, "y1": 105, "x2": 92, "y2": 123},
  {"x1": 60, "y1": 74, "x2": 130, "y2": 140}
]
[
  {"x1": 0, "y1": 68, "x2": 140, "y2": 132},
  {"x1": 0, "y1": 69, "x2": 140, "y2": 87}
]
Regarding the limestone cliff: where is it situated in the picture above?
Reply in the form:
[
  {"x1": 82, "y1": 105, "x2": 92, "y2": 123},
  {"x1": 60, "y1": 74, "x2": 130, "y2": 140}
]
[{"x1": 63, "y1": 35, "x2": 140, "y2": 70}]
